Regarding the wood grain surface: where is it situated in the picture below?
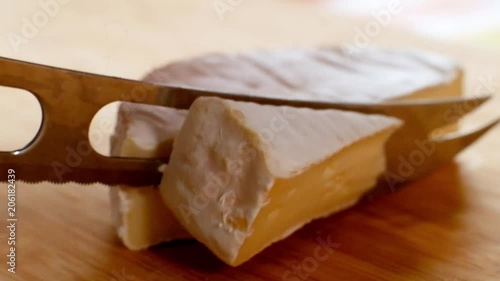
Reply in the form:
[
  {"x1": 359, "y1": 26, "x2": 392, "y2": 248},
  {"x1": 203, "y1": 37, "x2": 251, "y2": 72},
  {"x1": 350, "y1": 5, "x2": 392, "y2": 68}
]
[{"x1": 0, "y1": 1, "x2": 499, "y2": 280}]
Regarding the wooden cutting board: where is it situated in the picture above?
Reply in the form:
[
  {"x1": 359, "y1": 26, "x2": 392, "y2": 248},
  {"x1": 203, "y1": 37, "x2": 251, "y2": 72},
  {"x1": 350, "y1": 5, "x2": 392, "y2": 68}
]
[{"x1": 1, "y1": 1, "x2": 499, "y2": 280}]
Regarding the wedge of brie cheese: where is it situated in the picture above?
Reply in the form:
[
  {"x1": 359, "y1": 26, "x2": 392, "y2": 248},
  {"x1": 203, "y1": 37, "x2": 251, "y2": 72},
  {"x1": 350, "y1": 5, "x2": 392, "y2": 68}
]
[
  {"x1": 109, "y1": 102, "x2": 190, "y2": 250},
  {"x1": 160, "y1": 97, "x2": 402, "y2": 266}
]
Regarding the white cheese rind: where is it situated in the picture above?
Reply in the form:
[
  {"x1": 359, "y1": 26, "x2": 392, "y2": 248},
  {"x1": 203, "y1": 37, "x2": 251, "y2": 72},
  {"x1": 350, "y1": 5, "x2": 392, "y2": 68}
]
[
  {"x1": 148, "y1": 47, "x2": 462, "y2": 102},
  {"x1": 161, "y1": 97, "x2": 401, "y2": 265}
]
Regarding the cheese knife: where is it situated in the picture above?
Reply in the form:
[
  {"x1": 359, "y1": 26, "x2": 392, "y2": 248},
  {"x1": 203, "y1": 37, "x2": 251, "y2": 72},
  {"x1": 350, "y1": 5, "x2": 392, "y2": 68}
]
[{"x1": 0, "y1": 56, "x2": 495, "y2": 186}]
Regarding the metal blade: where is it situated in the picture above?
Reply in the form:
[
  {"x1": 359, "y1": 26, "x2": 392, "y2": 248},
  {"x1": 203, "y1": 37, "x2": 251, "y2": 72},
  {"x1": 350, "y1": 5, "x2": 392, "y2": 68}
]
[
  {"x1": 0, "y1": 56, "x2": 491, "y2": 186},
  {"x1": 0, "y1": 56, "x2": 168, "y2": 186}
]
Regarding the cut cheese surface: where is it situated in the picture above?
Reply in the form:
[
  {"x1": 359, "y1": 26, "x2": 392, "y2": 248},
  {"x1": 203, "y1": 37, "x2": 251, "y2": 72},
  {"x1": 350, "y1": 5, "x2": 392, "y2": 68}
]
[
  {"x1": 109, "y1": 102, "x2": 190, "y2": 250},
  {"x1": 161, "y1": 97, "x2": 401, "y2": 266},
  {"x1": 109, "y1": 186, "x2": 189, "y2": 250},
  {"x1": 145, "y1": 47, "x2": 462, "y2": 102}
]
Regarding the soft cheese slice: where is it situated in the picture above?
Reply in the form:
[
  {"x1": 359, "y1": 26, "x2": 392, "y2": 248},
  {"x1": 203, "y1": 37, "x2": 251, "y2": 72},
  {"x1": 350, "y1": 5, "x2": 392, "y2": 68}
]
[
  {"x1": 161, "y1": 97, "x2": 402, "y2": 266},
  {"x1": 109, "y1": 102, "x2": 190, "y2": 250},
  {"x1": 110, "y1": 102, "x2": 188, "y2": 159},
  {"x1": 109, "y1": 185, "x2": 189, "y2": 250},
  {"x1": 145, "y1": 47, "x2": 462, "y2": 103}
]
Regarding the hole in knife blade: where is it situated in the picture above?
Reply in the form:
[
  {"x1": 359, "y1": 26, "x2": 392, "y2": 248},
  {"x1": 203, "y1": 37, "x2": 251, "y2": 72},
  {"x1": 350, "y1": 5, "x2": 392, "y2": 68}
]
[
  {"x1": 88, "y1": 101, "x2": 120, "y2": 157},
  {"x1": 0, "y1": 86, "x2": 42, "y2": 152},
  {"x1": 90, "y1": 101, "x2": 178, "y2": 161}
]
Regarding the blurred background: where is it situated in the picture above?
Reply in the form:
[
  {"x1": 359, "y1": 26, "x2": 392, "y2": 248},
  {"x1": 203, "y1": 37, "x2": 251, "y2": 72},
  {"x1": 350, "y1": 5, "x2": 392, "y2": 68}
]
[{"x1": 324, "y1": 0, "x2": 500, "y2": 48}]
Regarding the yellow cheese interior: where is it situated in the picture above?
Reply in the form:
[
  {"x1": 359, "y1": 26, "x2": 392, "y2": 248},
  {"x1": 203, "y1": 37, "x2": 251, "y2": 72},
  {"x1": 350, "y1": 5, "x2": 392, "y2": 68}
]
[
  {"x1": 111, "y1": 186, "x2": 188, "y2": 250},
  {"x1": 233, "y1": 129, "x2": 393, "y2": 265}
]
